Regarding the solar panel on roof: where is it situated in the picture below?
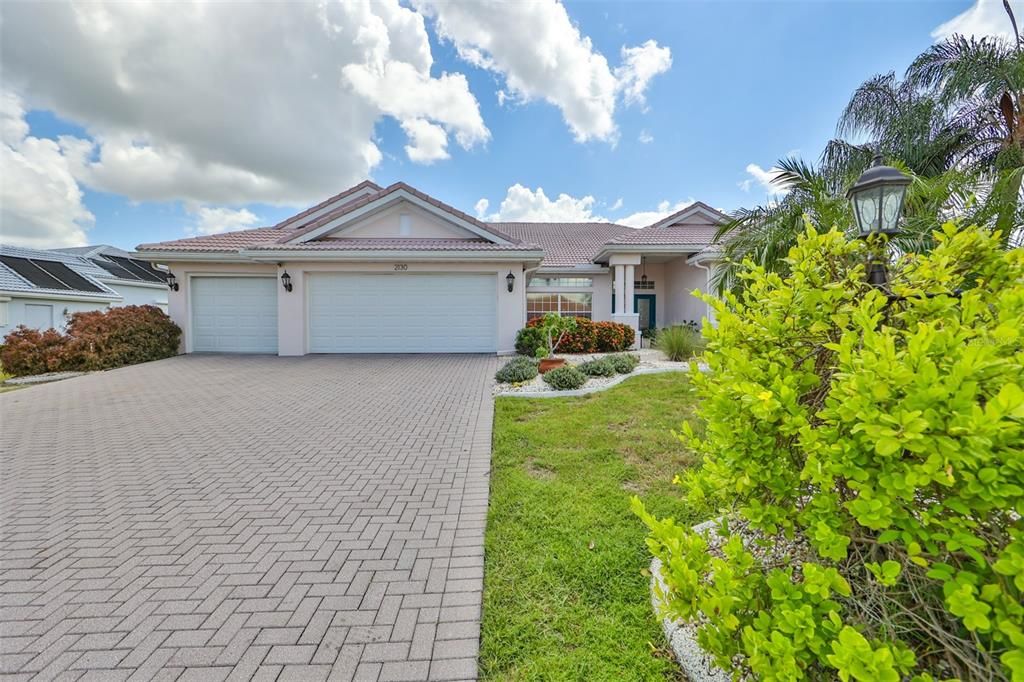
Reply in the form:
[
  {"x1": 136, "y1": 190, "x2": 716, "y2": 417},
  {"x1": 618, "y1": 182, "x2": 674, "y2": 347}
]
[
  {"x1": 130, "y1": 258, "x2": 168, "y2": 282},
  {"x1": 0, "y1": 255, "x2": 70, "y2": 290},
  {"x1": 106, "y1": 255, "x2": 165, "y2": 283},
  {"x1": 32, "y1": 260, "x2": 106, "y2": 293},
  {"x1": 90, "y1": 258, "x2": 142, "y2": 281}
]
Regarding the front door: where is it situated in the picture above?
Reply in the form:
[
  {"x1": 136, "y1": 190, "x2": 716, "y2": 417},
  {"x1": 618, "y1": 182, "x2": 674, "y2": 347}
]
[{"x1": 634, "y1": 294, "x2": 656, "y2": 331}]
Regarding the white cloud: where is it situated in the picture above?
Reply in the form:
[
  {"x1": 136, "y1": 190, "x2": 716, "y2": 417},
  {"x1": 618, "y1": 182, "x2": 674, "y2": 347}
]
[
  {"x1": 0, "y1": 1, "x2": 488, "y2": 208},
  {"x1": 479, "y1": 184, "x2": 694, "y2": 227},
  {"x1": 480, "y1": 184, "x2": 602, "y2": 221},
  {"x1": 738, "y1": 163, "x2": 789, "y2": 196},
  {"x1": 415, "y1": 0, "x2": 671, "y2": 143},
  {"x1": 188, "y1": 206, "x2": 261, "y2": 237},
  {"x1": 614, "y1": 40, "x2": 673, "y2": 109},
  {"x1": 932, "y1": 0, "x2": 1023, "y2": 41},
  {"x1": 0, "y1": 91, "x2": 93, "y2": 248},
  {"x1": 638, "y1": 130, "x2": 654, "y2": 144},
  {"x1": 617, "y1": 199, "x2": 695, "y2": 228}
]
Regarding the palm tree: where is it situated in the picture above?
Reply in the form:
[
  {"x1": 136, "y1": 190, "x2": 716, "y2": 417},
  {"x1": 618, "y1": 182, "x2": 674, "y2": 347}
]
[{"x1": 906, "y1": 4, "x2": 1024, "y2": 239}]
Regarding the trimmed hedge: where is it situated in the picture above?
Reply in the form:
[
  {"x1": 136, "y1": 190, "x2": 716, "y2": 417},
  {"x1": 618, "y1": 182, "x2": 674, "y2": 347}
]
[
  {"x1": 541, "y1": 365, "x2": 587, "y2": 391},
  {"x1": 0, "y1": 305, "x2": 181, "y2": 377},
  {"x1": 495, "y1": 356, "x2": 540, "y2": 383},
  {"x1": 516, "y1": 317, "x2": 635, "y2": 355}
]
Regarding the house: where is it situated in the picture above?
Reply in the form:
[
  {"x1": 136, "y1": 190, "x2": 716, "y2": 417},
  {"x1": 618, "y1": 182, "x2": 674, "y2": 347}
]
[
  {"x1": 50, "y1": 245, "x2": 170, "y2": 311},
  {"x1": 136, "y1": 181, "x2": 726, "y2": 355},
  {"x1": 0, "y1": 244, "x2": 169, "y2": 337}
]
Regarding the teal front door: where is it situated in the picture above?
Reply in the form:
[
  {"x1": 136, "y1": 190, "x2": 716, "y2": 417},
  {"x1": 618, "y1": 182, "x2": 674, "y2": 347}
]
[{"x1": 635, "y1": 294, "x2": 656, "y2": 331}]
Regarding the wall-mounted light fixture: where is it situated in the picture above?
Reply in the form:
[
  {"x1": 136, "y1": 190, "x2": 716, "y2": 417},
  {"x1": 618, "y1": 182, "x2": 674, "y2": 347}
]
[
  {"x1": 506, "y1": 270, "x2": 515, "y2": 293},
  {"x1": 167, "y1": 272, "x2": 179, "y2": 291},
  {"x1": 281, "y1": 270, "x2": 293, "y2": 292}
]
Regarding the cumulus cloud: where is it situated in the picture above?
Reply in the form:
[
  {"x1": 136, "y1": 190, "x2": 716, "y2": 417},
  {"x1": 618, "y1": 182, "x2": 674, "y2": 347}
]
[
  {"x1": 0, "y1": 91, "x2": 93, "y2": 248},
  {"x1": 480, "y1": 184, "x2": 602, "y2": 221},
  {"x1": 188, "y1": 206, "x2": 261, "y2": 237},
  {"x1": 0, "y1": 0, "x2": 488, "y2": 209},
  {"x1": 478, "y1": 184, "x2": 695, "y2": 227},
  {"x1": 739, "y1": 163, "x2": 790, "y2": 196},
  {"x1": 932, "y1": 0, "x2": 1023, "y2": 41},
  {"x1": 638, "y1": 130, "x2": 654, "y2": 144},
  {"x1": 617, "y1": 199, "x2": 696, "y2": 228},
  {"x1": 415, "y1": 0, "x2": 672, "y2": 143}
]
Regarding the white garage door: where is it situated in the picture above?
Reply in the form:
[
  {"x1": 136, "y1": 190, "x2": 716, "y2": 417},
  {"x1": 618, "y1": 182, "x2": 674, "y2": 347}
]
[
  {"x1": 308, "y1": 273, "x2": 496, "y2": 353},
  {"x1": 191, "y1": 277, "x2": 278, "y2": 353}
]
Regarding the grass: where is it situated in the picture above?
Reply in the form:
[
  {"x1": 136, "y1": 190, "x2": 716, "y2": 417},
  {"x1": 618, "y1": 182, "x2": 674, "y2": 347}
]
[
  {"x1": 481, "y1": 372, "x2": 704, "y2": 680},
  {"x1": 0, "y1": 365, "x2": 22, "y2": 394}
]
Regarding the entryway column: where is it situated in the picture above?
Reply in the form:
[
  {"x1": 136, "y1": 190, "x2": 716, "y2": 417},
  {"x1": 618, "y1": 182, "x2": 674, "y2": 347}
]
[
  {"x1": 614, "y1": 265, "x2": 625, "y2": 314},
  {"x1": 624, "y1": 265, "x2": 635, "y2": 314}
]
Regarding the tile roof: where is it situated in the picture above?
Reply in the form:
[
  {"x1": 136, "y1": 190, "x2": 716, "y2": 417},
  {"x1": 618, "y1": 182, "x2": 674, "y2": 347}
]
[
  {"x1": 247, "y1": 238, "x2": 540, "y2": 252},
  {"x1": 491, "y1": 222, "x2": 633, "y2": 268},
  {"x1": 0, "y1": 244, "x2": 120, "y2": 298},
  {"x1": 604, "y1": 223, "x2": 721, "y2": 246},
  {"x1": 273, "y1": 180, "x2": 382, "y2": 229},
  {"x1": 137, "y1": 228, "x2": 282, "y2": 252}
]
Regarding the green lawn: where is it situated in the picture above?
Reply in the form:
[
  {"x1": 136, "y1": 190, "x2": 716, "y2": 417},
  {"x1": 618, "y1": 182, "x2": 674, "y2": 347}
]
[{"x1": 482, "y1": 373, "x2": 704, "y2": 681}]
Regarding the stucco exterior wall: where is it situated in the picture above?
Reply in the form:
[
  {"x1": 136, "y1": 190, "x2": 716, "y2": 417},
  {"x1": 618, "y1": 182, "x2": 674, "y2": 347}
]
[
  {"x1": 106, "y1": 282, "x2": 169, "y2": 310},
  {"x1": 0, "y1": 296, "x2": 113, "y2": 336},
  {"x1": 162, "y1": 259, "x2": 528, "y2": 356},
  {"x1": 330, "y1": 204, "x2": 478, "y2": 240},
  {"x1": 663, "y1": 256, "x2": 712, "y2": 327}
]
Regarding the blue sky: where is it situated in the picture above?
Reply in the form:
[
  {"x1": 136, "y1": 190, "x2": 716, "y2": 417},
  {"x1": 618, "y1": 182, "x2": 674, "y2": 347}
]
[{"x1": 1, "y1": 0, "x2": 1013, "y2": 250}]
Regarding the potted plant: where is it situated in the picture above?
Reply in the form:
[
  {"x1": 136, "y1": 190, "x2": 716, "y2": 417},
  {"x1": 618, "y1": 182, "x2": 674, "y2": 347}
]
[{"x1": 533, "y1": 313, "x2": 577, "y2": 373}]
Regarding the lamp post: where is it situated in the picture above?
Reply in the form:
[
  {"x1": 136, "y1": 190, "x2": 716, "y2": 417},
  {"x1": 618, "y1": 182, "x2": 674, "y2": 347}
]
[{"x1": 846, "y1": 154, "x2": 911, "y2": 288}]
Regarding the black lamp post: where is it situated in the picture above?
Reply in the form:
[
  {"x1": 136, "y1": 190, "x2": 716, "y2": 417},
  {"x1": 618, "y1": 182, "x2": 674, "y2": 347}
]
[
  {"x1": 847, "y1": 154, "x2": 911, "y2": 288},
  {"x1": 280, "y1": 271, "x2": 293, "y2": 292},
  {"x1": 506, "y1": 270, "x2": 515, "y2": 293},
  {"x1": 166, "y1": 272, "x2": 179, "y2": 292}
]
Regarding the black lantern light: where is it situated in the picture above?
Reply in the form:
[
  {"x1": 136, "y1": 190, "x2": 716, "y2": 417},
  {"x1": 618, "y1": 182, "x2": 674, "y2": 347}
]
[
  {"x1": 640, "y1": 258, "x2": 648, "y2": 287},
  {"x1": 505, "y1": 270, "x2": 515, "y2": 293},
  {"x1": 166, "y1": 272, "x2": 179, "y2": 291},
  {"x1": 847, "y1": 154, "x2": 911, "y2": 239},
  {"x1": 280, "y1": 270, "x2": 293, "y2": 292}
]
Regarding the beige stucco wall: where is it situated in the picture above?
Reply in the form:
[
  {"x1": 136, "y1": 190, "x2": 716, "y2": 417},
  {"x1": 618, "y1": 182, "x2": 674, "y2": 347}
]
[
  {"x1": 330, "y1": 203, "x2": 478, "y2": 240},
  {"x1": 162, "y1": 259, "x2": 528, "y2": 356},
  {"x1": 663, "y1": 256, "x2": 712, "y2": 327}
]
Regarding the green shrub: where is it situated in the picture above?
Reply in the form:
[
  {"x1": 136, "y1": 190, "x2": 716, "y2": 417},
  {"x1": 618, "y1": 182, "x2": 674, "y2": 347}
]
[
  {"x1": 633, "y1": 224, "x2": 1024, "y2": 681},
  {"x1": 0, "y1": 305, "x2": 181, "y2": 376},
  {"x1": 577, "y1": 357, "x2": 616, "y2": 377},
  {"x1": 542, "y1": 365, "x2": 587, "y2": 391},
  {"x1": 495, "y1": 356, "x2": 540, "y2": 383},
  {"x1": 653, "y1": 325, "x2": 703, "y2": 361},
  {"x1": 522, "y1": 317, "x2": 634, "y2": 353},
  {"x1": 607, "y1": 353, "x2": 640, "y2": 374}
]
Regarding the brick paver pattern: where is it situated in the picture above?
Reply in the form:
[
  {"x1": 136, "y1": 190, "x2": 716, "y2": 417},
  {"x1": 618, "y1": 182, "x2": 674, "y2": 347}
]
[{"x1": 0, "y1": 354, "x2": 497, "y2": 681}]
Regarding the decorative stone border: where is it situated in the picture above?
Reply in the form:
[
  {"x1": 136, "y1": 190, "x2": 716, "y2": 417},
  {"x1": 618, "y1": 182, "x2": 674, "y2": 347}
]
[
  {"x1": 496, "y1": 366, "x2": 688, "y2": 399},
  {"x1": 3, "y1": 371, "x2": 88, "y2": 386},
  {"x1": 649, "y1": 520, "x2": 731, "y2": 682}
]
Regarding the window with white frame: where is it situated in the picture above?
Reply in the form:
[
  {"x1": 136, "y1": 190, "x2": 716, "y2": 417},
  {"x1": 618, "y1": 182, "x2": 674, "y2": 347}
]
[
  {"x1": 528, "y1": 276, "x2": 593, "y2": 288},
  {"x1": 527, "y1": 292, "x2": 592, "y2": 320},
  {"x1": 634, "y1": 279, "x2": 655, "y2": 290}
]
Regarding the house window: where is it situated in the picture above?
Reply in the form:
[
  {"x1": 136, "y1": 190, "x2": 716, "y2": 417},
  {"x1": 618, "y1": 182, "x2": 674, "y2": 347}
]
[
  {"x1": 527, "y1": 292, "x2": 592, "y2": 320},
  {"x1": 528, "y1": 276, "x2": 593, "y2": 288},
  {"x1": 635, "y1": 279, "x2": 655, "y2": 290}
]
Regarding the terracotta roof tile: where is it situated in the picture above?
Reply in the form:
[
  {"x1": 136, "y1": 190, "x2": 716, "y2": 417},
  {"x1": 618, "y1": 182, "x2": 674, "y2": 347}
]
[
  {"x1": 604, "y1": 224, "x2": 721, "y2": 246},
  {"x1": 273, "y1": 180, "x2": 382, "y2": 229},
  {"x1": 247, "y1": 238, "x2": 541, "y2": 252},
  {"x1": 137, "y1": 227, "x2": 281, "y2": 252},
  {"x1": 492, "y1": 222, "x2": 633, "y2": 268}
]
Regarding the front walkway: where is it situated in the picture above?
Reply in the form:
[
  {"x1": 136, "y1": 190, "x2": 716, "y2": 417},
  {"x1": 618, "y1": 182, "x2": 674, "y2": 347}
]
[{"x1": 0, "y1": 354, "x2": 497, "y2": 681}]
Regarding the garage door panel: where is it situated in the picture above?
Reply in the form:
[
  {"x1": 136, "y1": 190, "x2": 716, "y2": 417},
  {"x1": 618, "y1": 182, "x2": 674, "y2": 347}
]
[
  {"x1": 192, "y1": 277, "x2": 278, "y2": 353},
  {"x1": 308, "y1": 273, "x2": 496, "y2": 353}
]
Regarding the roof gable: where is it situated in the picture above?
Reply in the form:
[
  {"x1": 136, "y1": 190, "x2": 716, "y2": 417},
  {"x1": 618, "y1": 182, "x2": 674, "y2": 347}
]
[
  {"x1": 273, "y1": 180, "x2": 383, "y2": 230},
  {"x1": 646, "y1": 201, "x2": 729, "y2": 230},
  {"x1": 282, "y1": 183, "x2": 515, "y2": 246},
  {"x1": 322, "y1": 201, "x2": 483, "y2": 241}
]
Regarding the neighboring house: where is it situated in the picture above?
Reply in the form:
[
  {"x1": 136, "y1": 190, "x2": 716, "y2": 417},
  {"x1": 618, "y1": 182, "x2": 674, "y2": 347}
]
[
  {"x1": 136, "y1": 180, "x2": 726, "y2": 355},
  {"x1": 50, "y1": 245, "x2": 169, "y2": 311},
  {"x1": 0, "y1": 244, "x2": 121, "y2": 336}
]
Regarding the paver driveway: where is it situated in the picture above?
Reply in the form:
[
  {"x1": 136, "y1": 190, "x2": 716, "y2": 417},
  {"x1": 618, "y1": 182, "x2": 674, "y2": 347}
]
[{"x1": 0, "y1": 354, "x2": 497, "y2": 681}]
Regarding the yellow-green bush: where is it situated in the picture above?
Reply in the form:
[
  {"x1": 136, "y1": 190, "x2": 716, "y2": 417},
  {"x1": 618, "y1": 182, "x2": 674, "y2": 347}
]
[{"x1": 634, "y1": 223, "x2": 1024, "y2": 681}]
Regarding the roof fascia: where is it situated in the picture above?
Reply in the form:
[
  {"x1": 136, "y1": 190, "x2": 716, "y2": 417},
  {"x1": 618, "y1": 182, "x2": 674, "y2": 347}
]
[{"x1": 240, "y1": 248, "x2": 543, "y2": 263}]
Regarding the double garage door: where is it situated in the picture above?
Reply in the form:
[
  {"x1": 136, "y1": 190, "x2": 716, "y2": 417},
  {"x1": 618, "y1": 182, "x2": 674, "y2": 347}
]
[{"x1": 190, "y1": 273, "x2": 496, "y2": 353}]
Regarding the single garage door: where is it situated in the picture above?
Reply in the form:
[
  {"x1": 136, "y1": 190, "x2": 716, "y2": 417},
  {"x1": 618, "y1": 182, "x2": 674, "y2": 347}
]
[
  {"x1": 308, "y1": 273, "x2": 496, "y2": 353},
  {"x1": 191, "y1": 276, "x2": 278, "y2": 353}
]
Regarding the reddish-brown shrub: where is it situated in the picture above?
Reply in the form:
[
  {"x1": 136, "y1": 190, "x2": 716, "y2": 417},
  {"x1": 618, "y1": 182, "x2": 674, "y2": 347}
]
[
  {"x1": 0, "y1": 327, "x2": 81, "y2": 376},
  {"x1": 0, "y1": 305, "x2": 180, "y2": 376},
  {"x1": 523, "y1": 316, "x2": 634, "y2": 353}
]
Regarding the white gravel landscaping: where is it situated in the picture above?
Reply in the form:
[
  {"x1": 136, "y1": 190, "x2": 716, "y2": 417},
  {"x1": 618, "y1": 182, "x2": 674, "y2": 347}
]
[{"x1": 492, "y1": 348, "x2": 691, "y2": 397}]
